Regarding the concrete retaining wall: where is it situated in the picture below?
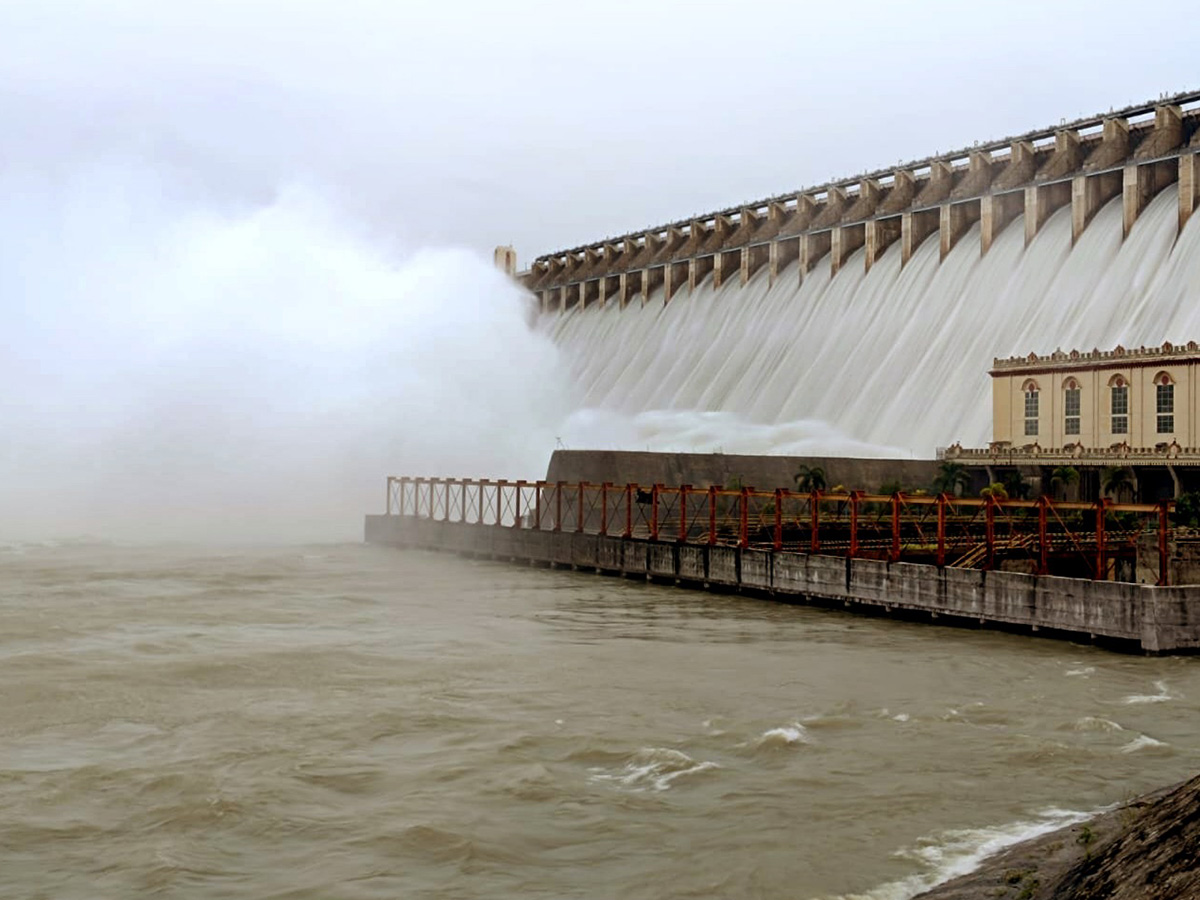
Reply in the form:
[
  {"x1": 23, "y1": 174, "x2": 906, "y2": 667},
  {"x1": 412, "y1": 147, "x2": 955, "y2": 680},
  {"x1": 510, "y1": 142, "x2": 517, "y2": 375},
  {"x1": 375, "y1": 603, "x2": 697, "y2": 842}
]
[
  {"x1": 364, "y1": 514, "x2": 1200, "y2": 654},
  {"x1": 545, "y1": 449, "x2": 941, "y2": 494}
]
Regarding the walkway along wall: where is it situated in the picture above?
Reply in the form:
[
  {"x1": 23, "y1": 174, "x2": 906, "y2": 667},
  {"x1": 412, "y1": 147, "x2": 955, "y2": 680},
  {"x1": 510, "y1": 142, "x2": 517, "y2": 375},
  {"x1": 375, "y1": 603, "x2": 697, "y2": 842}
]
[
  {"x1": 365, "y1": 477, "x2": 1200, "y2": 654},
  {"x1": 365, "y1": 514, "x2": 1200, "y2": 654},
  {"x1": 520, "y1": 91, "x2": 1200, "y2": 313}
]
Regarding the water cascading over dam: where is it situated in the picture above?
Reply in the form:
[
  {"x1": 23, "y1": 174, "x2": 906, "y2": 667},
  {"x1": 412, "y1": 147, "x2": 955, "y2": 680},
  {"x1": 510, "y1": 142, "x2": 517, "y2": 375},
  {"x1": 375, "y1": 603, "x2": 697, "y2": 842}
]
[{"x1": 517, "y1": 93, "x2": 1200, "y2": 458}]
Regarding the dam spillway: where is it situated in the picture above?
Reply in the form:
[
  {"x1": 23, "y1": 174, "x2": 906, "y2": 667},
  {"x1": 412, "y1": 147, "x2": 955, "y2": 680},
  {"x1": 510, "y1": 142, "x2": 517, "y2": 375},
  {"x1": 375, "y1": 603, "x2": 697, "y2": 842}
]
[{"x1": 515, "y1": 91, "x2": 1200, "y2": 457}]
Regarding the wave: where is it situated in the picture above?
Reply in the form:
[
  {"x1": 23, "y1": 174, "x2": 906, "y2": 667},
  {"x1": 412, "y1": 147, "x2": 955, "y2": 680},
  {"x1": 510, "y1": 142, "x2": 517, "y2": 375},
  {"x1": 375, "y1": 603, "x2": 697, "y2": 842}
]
[
  {"x1": 1120, "y1": 734, "x2": 1170, "y2": 754},
  {"x1": 587, "y1": 747, "x2": 719, "y2": 792},
  {"x1": 1123, "y1": 680, "x2": 1176, "y2": 704},
  {"x1": 1068, "y1": 716, "x2": 1125, "y2": 733},
  {"x1": 754, "y1": 723, "x2": 811, "y2": 748},
  {"x1": 825, "y1": 807, "x2": 1095, "y2": 900}
]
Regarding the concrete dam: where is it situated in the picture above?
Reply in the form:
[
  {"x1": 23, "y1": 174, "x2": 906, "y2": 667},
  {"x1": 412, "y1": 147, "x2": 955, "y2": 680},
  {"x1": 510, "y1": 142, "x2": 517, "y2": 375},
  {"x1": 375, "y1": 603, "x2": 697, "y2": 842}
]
[
  {"x1": 371, "y1": 91, "x2": 1200, "y2": 652},
  {"x1": 510, "y1": 90, "x2": 1200, "y2": 458}
]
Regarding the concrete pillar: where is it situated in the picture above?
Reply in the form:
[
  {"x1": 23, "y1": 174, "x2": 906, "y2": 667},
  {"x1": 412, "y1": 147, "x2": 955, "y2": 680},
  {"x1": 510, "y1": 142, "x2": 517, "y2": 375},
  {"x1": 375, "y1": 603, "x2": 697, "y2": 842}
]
[
  {"x1": 809, "y1": 186, "x2": 848, "y2": 230},
  {"x1": 713, "y1": 252, "x2": 725, "y2": 289},
  {"x1": 741, "y1": 245, "x2": 769, "y2": 285},
  {"x1": 597, "y1": 276, "x2": 608, "y2": 308},
  {"x1": 1071, "y1": 173, "x2": 1121, "y2": 244},
  {"x1": 1025, "y1": 185, "x2": 1048, "y2": 246},
  {"x1": 768, "y1": 200, "x2": 790, "y2": 233},
  {"x1": 831, "y1": 224, "x2": 865, "y2": 276},
  {"x1": 940, "y1": 201, "x2": 980, "y2": 260},
  {"x1": 1072, "y1": 176, "x2": 1099, "y2": 244},
  {"x1": 1180, "y1": 154, "x2": 1199, "y2": 234},
  {"x1": 801, "y1": 231, "x2": 832, "y2": 275},
  {"x1": 793, "y1": 194, "x2": 820, "y2": 233},
  {"x1": 617, "y1": 272, "x2": 629, "y2": 309},
  {"x1": 981, "y1": 192, "x2": 1023, "y2": 255},
  {"x1": 1123, "y1": 164, "x2": 1154, "y2": 238},
  {"x1": 603, "y1": 242, "x2": 619, "y2": 276},
  {"x1": 915, "y1": 161, "x2": 955, "y2": 206},
  {"x1": 493, "y1": 245, "x2": 517, "y2": 275},
  {"x1": 642, "y1": 267, "x2": 663, "y2": 305},
  {"x1": 950, "y1": 150, "x2": 993, "y2": 200},
  {"x1": 901, "y1": 209, "x2": 939, "y2": 266},
  {"x1": 1130, "y1": 105, "x2": 1184, "y2": 170},
  {"x1": 713, "y1": 215, "x2": 735, "y2": 252},
  {"x1": 1023, "y1": 181, "x2": 1071, "y2": 246},
  {"x1": 665, "y1": 260, "x2": 689, "y2": 302},
  {"x1": 770, "y1": 238, "x2": 800, "y2": 285},
  {"x1": 865, "y1": 218, "x2": 901, "y2": 272}
]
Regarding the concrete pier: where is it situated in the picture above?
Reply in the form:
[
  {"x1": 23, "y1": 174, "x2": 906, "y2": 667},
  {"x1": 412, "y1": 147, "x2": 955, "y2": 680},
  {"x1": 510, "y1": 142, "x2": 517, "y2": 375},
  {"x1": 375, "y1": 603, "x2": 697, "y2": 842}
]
[
  {"x1": 365, "y1": 514, "x2": 1200, "y2": 654},
  {"x1": 523, "y1": 90, "x2": 1200, "y2": 313}
]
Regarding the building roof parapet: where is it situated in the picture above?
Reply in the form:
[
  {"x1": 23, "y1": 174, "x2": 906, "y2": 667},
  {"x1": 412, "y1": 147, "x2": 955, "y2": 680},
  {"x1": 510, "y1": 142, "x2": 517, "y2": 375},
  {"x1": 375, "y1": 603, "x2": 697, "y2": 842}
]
[
  {"x1": 991, "y1": 340, "x2": 1200, "y2": 374},
  {"x1": 941, "y1": 439, "x2": 1199, "y2": 466}
]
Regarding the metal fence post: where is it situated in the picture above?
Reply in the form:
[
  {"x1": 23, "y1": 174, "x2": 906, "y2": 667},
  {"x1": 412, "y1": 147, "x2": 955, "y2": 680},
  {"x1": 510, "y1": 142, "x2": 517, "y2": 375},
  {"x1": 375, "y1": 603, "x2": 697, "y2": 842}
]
[
  {"x1": 600, "y1": 483, "x2": 609, "y2": 535},
  {"x1": 810, "y1": 492, "x2": 820, "y2": 554},
  {"x1": 985, "y1": 497, "x2": 996, "y2": 571},
  {"x1": 1159, "y1": 500, "x2": 1170, "y2": 586},
  {"x1": 890, "y1": 493, "x2": 901, "y2": 562},
  {"x1": 624, "y1": 484, "x2": 633, "y2": 538},
  {"x1": 739, "y1": 487, "x2": 749, "y2": 549},
  {"x1": 708, "y1": 486, "x2": 717, "y2": 545},
  {"x1": 848, "y1": 492, "x2": 860, "y2": 559},
  {"x1": 774, "y1": 489, "x2": 783, "y2": 551},
  {"x1": 936, "y1": 494, "x2": 946, "y2": 566},
  {"x1": 1038, "y1": 496, "x2": 1049, "y2": 575}
]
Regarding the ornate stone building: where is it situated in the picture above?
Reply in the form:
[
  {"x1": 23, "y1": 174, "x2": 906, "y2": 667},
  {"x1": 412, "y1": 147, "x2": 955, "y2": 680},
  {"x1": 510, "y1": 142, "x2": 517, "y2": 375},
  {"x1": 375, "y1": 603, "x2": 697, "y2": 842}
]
[
  {"x1": 989, "y1": 341, "x2": 1198, "y2": 453},
  {"x1": 944, "y1": 341, "x2": 1200, "y2": 501}
]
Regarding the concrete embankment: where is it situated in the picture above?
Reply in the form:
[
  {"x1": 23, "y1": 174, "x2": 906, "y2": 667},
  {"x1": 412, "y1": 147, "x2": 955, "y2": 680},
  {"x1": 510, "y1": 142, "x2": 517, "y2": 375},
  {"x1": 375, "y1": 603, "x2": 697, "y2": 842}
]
[{"x1": 365, "y1": 515, "x2": 1200, "y2": 654}]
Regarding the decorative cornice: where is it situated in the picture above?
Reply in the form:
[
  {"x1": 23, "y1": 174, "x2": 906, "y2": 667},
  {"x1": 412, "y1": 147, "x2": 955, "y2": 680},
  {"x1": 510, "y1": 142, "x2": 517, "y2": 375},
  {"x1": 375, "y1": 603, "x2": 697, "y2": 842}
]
[{"x1": 991, "y1": 340, "x2": 1200, "y2": 376}]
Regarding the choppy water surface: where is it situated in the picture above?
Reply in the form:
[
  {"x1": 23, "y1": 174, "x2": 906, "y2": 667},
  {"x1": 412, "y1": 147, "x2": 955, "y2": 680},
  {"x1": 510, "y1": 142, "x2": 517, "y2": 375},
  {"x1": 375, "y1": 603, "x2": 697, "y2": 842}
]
[{"x1": 3, "y1": 542, "x2": 1199, "y2": 899}]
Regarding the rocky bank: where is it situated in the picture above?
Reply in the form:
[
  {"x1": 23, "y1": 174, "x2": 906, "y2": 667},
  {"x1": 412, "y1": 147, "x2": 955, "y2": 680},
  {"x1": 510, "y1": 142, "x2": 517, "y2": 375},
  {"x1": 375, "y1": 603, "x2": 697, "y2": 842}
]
[{"x1": 917, "y1": 774, "x2": 1200, "y2": 899}]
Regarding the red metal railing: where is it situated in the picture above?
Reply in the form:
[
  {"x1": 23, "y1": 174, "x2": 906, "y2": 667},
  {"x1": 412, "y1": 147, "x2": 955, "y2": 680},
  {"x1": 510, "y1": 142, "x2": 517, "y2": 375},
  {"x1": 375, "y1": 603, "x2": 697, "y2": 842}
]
[{"x1": 385, "y1": 477, "x2": 1175, "y2": 585}]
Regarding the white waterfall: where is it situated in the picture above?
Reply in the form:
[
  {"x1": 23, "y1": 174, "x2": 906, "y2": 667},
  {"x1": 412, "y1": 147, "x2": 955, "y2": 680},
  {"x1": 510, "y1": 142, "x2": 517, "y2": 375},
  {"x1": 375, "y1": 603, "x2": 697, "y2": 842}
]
[{"x1": 544, "y1": 188, "x2": 1200, "y2": 458}]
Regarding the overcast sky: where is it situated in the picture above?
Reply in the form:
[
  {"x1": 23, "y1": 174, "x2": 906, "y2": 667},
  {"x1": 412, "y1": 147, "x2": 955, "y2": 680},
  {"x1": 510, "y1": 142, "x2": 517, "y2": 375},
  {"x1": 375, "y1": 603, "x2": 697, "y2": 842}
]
[{"x1": 2, "y1": 0, "x2": 1197, "y2": 267}]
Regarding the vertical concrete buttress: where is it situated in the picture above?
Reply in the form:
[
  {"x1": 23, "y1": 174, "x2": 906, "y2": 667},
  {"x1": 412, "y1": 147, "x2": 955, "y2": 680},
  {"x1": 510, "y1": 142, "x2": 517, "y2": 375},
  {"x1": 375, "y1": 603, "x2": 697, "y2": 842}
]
[
  {"x1": 901, "y1": 209, "x2": 939, "y2": 266},
  {"x1": 939, "y1": 202, "x2": 980, "y2": 260},
  {"x1": 1181, "y1": 153, "x2": 1199, "y2": 234},
  {"x1": 1123, "y1": 164, "x2": 1154, "y2": 238}
]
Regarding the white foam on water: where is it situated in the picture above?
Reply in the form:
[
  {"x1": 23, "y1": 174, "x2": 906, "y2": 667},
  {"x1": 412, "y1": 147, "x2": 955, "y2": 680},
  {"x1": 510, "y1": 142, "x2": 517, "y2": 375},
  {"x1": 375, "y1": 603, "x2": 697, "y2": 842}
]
[
  {"x1": 1065, "y1": 667, "x2": 1096, "y2": 677},
  {"x1": 825, "y1": 807, "x2": 1096, "y2": 900},
  {"x1": 756, "y1": 723, "x2": 811, "y2": 747},
  {"x1": 587, "y1": 747, "x2": 719, "y2": 792},
  {"x1": 1120, "y1": 734, "x2": 1169, "y2": 754},
  {"x1": 1123, "y1": 680, "x2": 1176, "y2": 704},
  {"x1": 1071, "y1": 716, "x2": 1125, "y2": 733}
]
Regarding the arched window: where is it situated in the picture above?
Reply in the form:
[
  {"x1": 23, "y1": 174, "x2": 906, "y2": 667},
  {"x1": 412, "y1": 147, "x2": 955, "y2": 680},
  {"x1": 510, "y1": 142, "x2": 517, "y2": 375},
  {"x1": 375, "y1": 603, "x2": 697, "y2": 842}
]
[
  {"x1": 1155, "y1": 372, "x2": 1175, "y2": 434},
  {"x1": 1022, "y1": 379, "x2": 1039, "y2": 437},
  {"x1": 1109, "y1": 375, "x2": 1129, "y2": 435},
  {"x1": 1063, "y1": 378, "x2": 1081, "y2": 436}
]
